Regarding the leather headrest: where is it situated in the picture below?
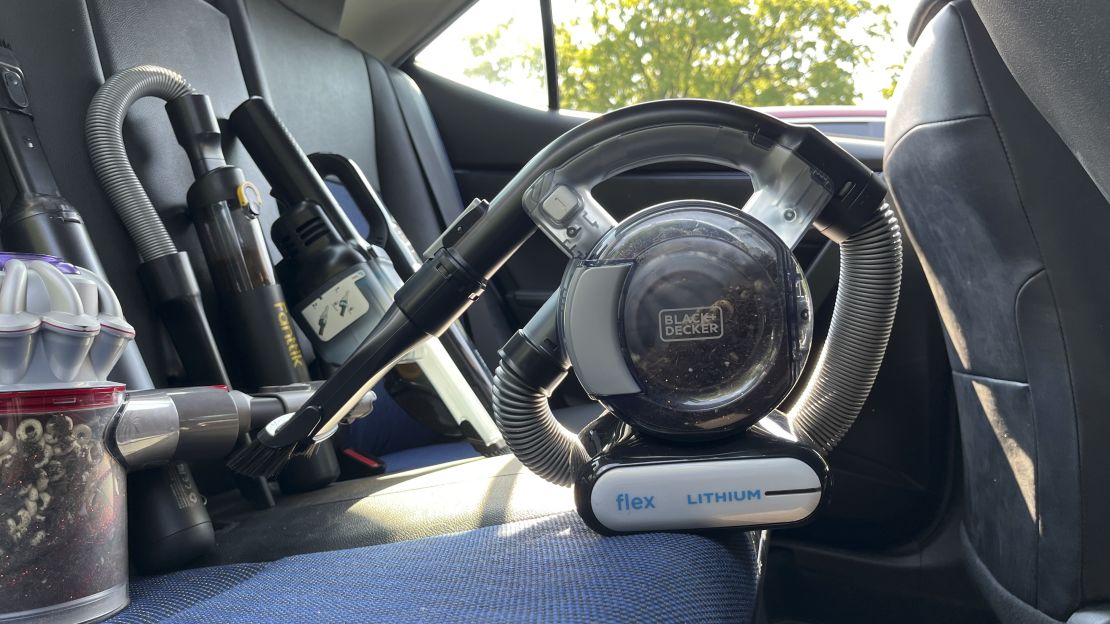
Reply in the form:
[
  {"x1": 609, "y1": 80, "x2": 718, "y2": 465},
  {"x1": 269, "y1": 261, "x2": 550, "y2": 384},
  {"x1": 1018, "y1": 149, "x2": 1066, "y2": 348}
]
[{"x1": 908, "y1": 0, "x2": 950, "y2": 45}]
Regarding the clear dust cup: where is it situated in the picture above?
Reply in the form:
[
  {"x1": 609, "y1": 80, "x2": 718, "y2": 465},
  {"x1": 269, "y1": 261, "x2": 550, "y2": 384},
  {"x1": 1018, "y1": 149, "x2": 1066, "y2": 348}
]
[{"x1": 0, "y1": 383, "x2": 128, "y2": 623}]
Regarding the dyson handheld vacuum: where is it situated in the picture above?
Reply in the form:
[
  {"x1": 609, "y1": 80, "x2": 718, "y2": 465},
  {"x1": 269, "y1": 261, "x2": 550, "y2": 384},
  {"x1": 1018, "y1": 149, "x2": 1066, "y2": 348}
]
[
  {"x1": 0, "y1": 51, "x2": 231, "y2": 577},
  {"x1": 228, "y1": 99, "x2": 900, "y2": 535},
  {"x1": 0, "y1": 251, "x2": 372, "y2": 624}
]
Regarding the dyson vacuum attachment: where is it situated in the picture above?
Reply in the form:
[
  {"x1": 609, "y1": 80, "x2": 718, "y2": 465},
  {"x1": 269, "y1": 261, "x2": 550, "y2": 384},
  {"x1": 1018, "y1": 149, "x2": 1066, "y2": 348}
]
[
  {"x1": 111, "y1": 381, "x2": 372, "y2": 574},
  {"x1": 228, "y1": 98, "x2": 505, "y2": 457}
]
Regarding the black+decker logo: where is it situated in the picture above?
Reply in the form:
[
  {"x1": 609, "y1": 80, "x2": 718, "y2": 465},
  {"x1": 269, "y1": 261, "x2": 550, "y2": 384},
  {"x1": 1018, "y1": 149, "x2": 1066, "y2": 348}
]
[{"x1": 658, "y1": 305, "x2": 724, "y2": 342}]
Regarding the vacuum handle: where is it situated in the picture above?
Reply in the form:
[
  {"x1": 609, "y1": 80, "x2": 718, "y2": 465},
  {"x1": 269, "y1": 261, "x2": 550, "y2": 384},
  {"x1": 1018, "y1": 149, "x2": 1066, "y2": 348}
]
[
  {"x1": 308, "y1": 152, "x2": 388, "y2": 249},
  {"x1": 229, "y1": 97, "x2": 342, "y2": 217}
]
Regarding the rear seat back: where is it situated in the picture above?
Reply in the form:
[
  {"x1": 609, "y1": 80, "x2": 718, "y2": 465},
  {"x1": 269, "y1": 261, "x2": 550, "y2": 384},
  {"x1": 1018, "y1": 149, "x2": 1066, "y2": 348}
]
[
  {"x1": 0, "y1": 0, "x2": 288, "y2": 386},
  {"x1": 0, "y1": 0, "x2": 512, "y2": 385},
  {"x1": 226, "y1": 0, "x2": 457, "y2": 249},
  {"x1": 225, "y1": 0, "x2": 383, "y2": 193}
]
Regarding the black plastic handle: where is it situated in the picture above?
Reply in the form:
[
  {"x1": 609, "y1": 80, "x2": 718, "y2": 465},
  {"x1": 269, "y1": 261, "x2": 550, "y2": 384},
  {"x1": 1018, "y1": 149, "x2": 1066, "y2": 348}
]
[
  {"x1": 308, "y1": 152, "x2": 388, "y2": 248},
  {"x1": 229, "y1": 97, "x2": 342, "y2": 215}
]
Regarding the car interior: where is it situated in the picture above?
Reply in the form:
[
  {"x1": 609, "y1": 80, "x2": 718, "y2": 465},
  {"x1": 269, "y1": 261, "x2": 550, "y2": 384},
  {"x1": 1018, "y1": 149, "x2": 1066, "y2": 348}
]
[{"x1": 0, "y1": 0, "x2": 1105, "y2": 622}]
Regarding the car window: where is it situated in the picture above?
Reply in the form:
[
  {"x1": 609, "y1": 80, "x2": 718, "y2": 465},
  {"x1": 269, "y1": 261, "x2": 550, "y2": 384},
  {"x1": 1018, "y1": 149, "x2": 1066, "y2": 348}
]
[
  {"x1": 808, "y1": 121, "x2": 885, "y2": 139},
  {"x1": 416, "y1": 0, "x2": 549, "y2": 110},
  {"x1": 417, "y1": 0, "x2": 912, "y2": 114}
]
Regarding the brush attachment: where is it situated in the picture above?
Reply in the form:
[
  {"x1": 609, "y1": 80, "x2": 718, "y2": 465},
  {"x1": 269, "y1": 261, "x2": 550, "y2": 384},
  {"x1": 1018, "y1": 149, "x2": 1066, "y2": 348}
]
[{"x1": 226, "y1": 408, "x2": 323, "y2": 477}]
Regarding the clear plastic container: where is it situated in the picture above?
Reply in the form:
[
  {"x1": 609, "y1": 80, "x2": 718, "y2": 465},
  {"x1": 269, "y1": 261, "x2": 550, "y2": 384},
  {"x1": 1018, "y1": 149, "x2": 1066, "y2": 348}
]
[{"x1": 0, "y1": 383, "x2": 128, "y2": 624}]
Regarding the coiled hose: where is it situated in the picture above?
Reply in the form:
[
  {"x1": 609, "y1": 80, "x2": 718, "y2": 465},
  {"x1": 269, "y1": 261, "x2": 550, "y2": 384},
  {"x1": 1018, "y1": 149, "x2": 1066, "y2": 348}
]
[
  {"x1": 789, "y1": 207, "x2": 902, "y2": 452},
  {"x1": 86, "y1": 65, "x2": 194, "y2": 262},
  {"x1": 493, "y1": 205, "x2": 902, "y2": 486},
  {"x1": 493, "y1": 363, "x2": 588, "y2": 486}
]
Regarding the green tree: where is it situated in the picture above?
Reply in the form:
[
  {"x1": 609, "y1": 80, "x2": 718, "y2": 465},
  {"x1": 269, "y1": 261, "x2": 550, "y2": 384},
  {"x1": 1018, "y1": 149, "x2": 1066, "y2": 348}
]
[
  {"x1": 467, "y1": 0, "x2": 892, "y2": 112},
  {"x1": 881, "y1": 48, "x2": 912, "y2": 100}
]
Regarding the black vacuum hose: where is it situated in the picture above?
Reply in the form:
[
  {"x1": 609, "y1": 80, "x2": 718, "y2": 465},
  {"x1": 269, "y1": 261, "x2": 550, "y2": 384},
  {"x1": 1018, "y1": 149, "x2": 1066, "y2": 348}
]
[
  {"x1": 491, "y1": 205, "x2": 902, "y2": 485},
  {"x1": 788, "y1": 206, "x2": 902, "y2": 452},
  {"x1": 492, "y1": 364, "x2": 588, "y2": 487}
]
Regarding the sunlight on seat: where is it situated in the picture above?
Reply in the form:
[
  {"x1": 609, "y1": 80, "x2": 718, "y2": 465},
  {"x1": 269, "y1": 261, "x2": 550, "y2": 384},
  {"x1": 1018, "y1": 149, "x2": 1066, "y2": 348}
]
[
  {"x1": 972, "y1": 379, "x2": 1036, "y2": 523},
  {"x1": 341, "y1": 455, "x2": 576, "y2": 535}
]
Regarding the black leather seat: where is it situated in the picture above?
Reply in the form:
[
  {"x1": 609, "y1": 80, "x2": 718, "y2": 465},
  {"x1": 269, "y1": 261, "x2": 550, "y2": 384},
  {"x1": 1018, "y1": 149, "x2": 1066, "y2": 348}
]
[
  {"x1": 0, "y1": 0, "x2": 283, "y2": 388},
  {"x1": 885, "y1": 1, "x2": 1110, "y2": 621}
]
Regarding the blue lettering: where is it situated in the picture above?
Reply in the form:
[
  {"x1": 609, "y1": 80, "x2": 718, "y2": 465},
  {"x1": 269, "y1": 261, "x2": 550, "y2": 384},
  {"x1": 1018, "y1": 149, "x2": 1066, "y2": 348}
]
[
  {"x1": 616, "y1": 492, "x2": 656, "y2": 512},
  {"x1": 686, "y1": 490, "x2": 763, "y2": 505}
]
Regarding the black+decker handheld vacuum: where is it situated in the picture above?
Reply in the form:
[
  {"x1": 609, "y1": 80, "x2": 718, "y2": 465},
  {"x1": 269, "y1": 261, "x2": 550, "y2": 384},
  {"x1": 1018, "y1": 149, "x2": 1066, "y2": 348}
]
[{"x1": 226, "y1": 99, "x2": 900, "y2": 536}]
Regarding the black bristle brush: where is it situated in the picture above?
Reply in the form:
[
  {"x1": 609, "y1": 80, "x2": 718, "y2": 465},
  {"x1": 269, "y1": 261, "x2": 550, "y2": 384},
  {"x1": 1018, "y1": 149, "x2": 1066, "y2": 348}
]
[{"x1": 226, "y1": 409, "x2": 324, "y2": 478}]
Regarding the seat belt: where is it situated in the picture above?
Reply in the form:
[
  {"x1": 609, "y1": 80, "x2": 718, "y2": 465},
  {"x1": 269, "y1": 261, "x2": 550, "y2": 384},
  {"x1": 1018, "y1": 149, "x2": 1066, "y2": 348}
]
[{"x1": 365, "y1": 56, "x2": 516, "y2": 362}]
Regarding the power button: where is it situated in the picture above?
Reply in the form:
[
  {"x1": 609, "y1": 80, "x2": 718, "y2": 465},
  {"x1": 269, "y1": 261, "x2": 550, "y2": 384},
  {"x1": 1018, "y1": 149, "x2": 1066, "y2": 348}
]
[{"x1": 3, "y1": 70, "x2": 29, "y2": 109}]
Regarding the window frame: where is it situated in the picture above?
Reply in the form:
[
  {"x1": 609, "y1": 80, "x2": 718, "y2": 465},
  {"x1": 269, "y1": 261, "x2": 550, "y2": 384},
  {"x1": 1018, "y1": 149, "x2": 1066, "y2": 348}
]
[{"x1": 539, "y1": 0, "x2": 560, "y2": 110}]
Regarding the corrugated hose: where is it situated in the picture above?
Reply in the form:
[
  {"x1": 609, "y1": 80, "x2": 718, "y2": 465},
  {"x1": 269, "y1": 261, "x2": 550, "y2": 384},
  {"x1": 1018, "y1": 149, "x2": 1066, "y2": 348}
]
[{"x1": 86, "y1": 65, "x2": 194, "y2": 262}]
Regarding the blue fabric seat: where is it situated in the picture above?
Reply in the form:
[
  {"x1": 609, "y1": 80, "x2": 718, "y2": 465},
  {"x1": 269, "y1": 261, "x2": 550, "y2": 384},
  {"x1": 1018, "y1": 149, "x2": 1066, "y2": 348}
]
[{"x1": 110, "y1": 513, "x2": 757, "y2": 623}]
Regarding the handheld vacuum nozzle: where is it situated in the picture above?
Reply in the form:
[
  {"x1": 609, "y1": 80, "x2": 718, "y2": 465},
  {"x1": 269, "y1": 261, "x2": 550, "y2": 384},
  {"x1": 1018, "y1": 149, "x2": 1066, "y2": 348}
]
[
  {"x1": 226, "y1": 409, "x2": 322, "y2": 478},
  {"x1": 115, "y1": 383, "x2": 374, "y2": 472}
]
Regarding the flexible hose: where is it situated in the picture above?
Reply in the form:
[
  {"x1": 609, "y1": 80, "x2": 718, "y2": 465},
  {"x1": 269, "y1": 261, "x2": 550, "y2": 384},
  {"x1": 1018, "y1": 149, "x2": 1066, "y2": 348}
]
[
  {"x1": 492, "y1": 205, "x2": 901, "y2": 486},
  {"x1": 492, "y1": 363, "x2": 588, "y2": 487},
  {"x1": 788, "y1": 206, "x2": 902, "y2": 453},
  {"x1": 86, "y1": 65, "x2": 195, "y2": 262}
]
